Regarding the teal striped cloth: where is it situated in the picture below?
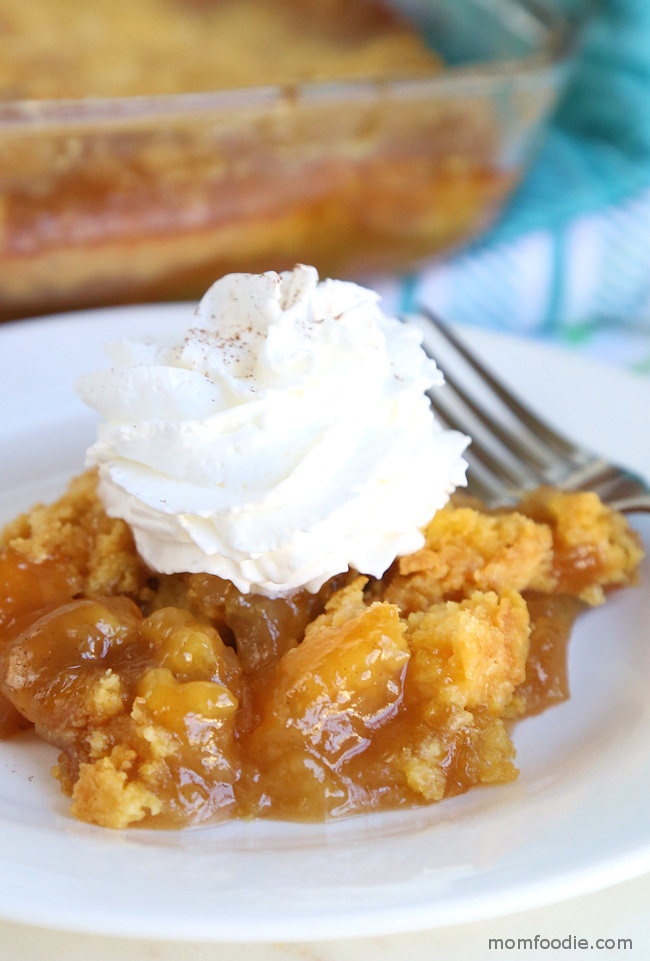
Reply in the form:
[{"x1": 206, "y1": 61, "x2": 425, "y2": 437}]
[{"x1": 403, "y1": 0, "x2": 650, "y2": 373}]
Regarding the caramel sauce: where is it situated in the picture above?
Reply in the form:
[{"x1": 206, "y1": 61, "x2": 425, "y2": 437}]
[
  {"x1": 0, "y1": 549, "x2": 78, "y2": 634},
  {"x1": 187, "y1": 572, "x2": 348, "y2": 675},
  {"x1": 516, "y1": 593, "x2": 584, "y2": 717},
  {"x1": 0, "y1": 550, "x2": 570, "y2": 827},
  {"x1": 0, "y1": 694, "x2": 30, "y2": 738},
  {"x1": 552, "y1": 546, "x2": 607, "y2": 597}
]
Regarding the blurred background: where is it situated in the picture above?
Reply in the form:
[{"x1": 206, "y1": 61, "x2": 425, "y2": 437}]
[
  {"x1": 403, "y1": 0, "x2": 650, "y2": 373},
  {"x1": 1, "y1": 0, "x2": 649, "y2": 371}
]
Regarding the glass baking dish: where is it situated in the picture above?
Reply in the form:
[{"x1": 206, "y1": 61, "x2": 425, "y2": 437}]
[{"x1": 0, "y1": 0, "x2": 570, "y2": 320}]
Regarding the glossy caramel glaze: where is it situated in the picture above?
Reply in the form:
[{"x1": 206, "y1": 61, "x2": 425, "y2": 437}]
[{"x1": 0, "y1": 473, "x2": 643, "y2": 828}]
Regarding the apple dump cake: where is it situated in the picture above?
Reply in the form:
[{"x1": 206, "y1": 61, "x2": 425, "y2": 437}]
[
  {"x1": 0, "y1": 268, "x2": 643, "y2": 829},
  {"x1": 0, "y1": 0, "x2": 519, "y2": 320}
]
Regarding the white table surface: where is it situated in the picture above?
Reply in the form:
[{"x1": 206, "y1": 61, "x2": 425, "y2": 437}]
[{"x1": 1, "y1": 870, "x2": 648, "y2": 959}]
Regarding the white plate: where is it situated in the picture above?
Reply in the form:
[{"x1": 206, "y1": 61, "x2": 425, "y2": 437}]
[{"x1": 0, "y1": 305, "x2": 648, "y2": 943}]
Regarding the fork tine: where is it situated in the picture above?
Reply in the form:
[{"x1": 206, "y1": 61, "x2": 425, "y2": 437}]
[
  {"x1": 417, "y1": 307, "x2": 588, "y2": 465},
  {"x1": 464, "y1": 470, "x2": 507, "y2": 504},
  {"x1": 434, "y1": 366, "x2": 557, "y2": 479},
  {"x1": 429, "y1": 399, "x2": 511, "y2": 503},
  {"x1": 407, "y1": 308, "x2": 650, "y2": 513},
  {"x1": 428, "y1": 393, "x2": 542, "y2": 491}
]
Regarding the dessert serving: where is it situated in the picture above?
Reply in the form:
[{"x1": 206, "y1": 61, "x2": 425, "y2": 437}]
[{"x1": 0, "y1": 267, "x2": 643, "y2": 830}]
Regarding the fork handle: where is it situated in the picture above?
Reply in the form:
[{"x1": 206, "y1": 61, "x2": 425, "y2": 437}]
[
  {"x1": 585, "y1": 465, "x2": 650, "y2": 515},
  {"x1": 610, "y1": 494, "x2": 650, "y2": 514}
]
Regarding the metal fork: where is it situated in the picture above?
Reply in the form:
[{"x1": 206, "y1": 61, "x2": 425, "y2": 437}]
[{"x1": 409, "y1": 308, "x2": 650, "y2": 514}]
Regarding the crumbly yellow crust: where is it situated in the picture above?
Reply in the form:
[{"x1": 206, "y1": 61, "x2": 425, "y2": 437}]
[
  {"x1": 1, "y1": 470, "x2": 148, "y2": 598},
  {"x1": 0, "y1": 0, "x2": 441, "y2": 101},
  {"x1": 518, "y1": 486, "x2": 644, "y2": 604}
]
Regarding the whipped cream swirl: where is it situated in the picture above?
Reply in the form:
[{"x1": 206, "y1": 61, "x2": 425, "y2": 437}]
[{"x1": 77, "y1": 265, "x2": 468, "y2": 596}]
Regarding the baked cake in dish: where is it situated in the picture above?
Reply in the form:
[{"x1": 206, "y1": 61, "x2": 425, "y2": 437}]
[{"x1": 0, "y1": 0, "x2": 515, "y2": 320}]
